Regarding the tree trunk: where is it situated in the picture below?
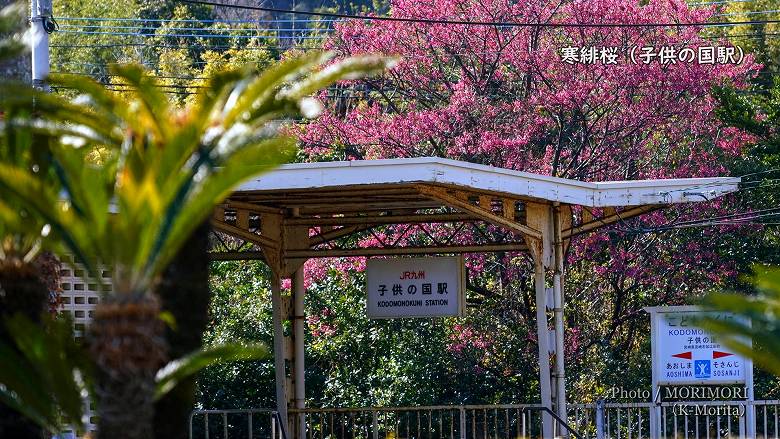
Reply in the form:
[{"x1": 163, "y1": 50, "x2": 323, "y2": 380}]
[
  {"x1": 0, "y1": 262, "x2": 49, "y2": 438},
  {"x1": 89, "y1": 293, "x2": 167, "y2": 439},
  {"x1": 153, "y1": 221, "x2": 212, "y2": 439}
]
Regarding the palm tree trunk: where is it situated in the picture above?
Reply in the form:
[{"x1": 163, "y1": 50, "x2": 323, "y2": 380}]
[
  {"x1": 88, "y1": 293, "x2": 167, "y2": 439},
  {"x1": 153, "y1": 221, "x2": 211, "y2": 439},
  {"x1": 0, "y1": 262, "x2": 49, "y2": 438}
]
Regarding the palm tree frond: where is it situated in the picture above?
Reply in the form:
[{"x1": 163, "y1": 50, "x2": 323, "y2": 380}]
[
  {"x1": 283, "y1": 54, "x2": 396, "y2": 101},
  {"x1": 155, "y1": 343, "x2": 268, "y2": 399},
  {"x1": 148, "y1": 135, "x2": 296, "y2": 280},
  {"x1": 0, "y1": 162, "x2": 99, "y2": 280},
  {"x1": 222, "y1": 51, "x2": 334, "y2": 126},
  {"x1": 109, "y1": 64, "x2": 172, "y2": 144},
  {"x1": 699, "y1": 268, "x2": 780, "y2": 377}
]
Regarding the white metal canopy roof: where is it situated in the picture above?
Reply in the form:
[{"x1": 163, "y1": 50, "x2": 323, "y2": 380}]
[
  {"x1": 237, "y1": 157, "x2": 740, "y2": 207},
  {"x1": 213, "y1": 157, "x2": 741, "y2": 262}
]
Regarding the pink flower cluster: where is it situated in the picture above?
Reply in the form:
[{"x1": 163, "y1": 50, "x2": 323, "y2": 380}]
[
  {"x1": 447, "y1": 323, "x2": 494, "y2": 355},
  {"x1": 307, "y1": 308, "x2": 338, "y2": 338}
]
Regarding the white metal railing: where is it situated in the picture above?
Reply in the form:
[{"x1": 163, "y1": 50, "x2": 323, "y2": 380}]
[
  {"x1": 571, "y1": 400, "x2": 780, "y2": 439},
  {"x1": 571, "y1": 401, "x2": 653, "y2": 438},
  {"x1": 289, "y1": 404, "x2": 582, "y2": 439},
  {"x1": 190, "y1": 404, "x2": 581, "y2": 439},
  {"x1": 190, "y1": 401, "x2": 780, "y2": 439},
  {"x1": 189, "y1": 409, "x2": 286, "y2": 439}
]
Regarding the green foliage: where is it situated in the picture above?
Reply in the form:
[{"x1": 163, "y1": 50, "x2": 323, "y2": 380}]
[
  {"x1": 0, "y1": 50, "x2": 390, "y2": 433},
  {"x1": 305, "y1": 269, "x2": 455, "y2": 407},
  {"x1": 0, "y1": 86, "x2": 61, "y2": 266},
  {"x1": 50, "y1": 0, "x2": 139, "y2": 89},
  {"x1": 136, "y1": 0, "x2": 211, "y2": 23},
  {"x1": 0, "y1": 312, "x2": 268, "y2": 434},
  {"x1": 0, "y1": 315, "x2": 92, "y2": 435},
  {"x1": 0, "y1": 136, "x2": 55, "y2": 263},
  {"x1": 197, "y1": 260, "x2": 278, "y2": 409},
  {"x1": 715, "y1": 80, "x2": 780, "y2": 159},
  {"x1": 707, "y1": 0, "x2": 780, "y2": 75},
  {"x1": 49, "y1": 0, "x2": 389, "y2": 104},
  {"x1": 50, "y1": 0, "x2": 315, "y2": 103},
  {"x1": 0, "y1": 1, "x2": 43, "y2": 257},
  {"x1": 0, "y1": 2, "x2": 26, "y2": 62},
  {"x1": 714, "y1": 78, "x2": 780, "y2": 270},
  {"x1": 698, "y1": 268, "x2": 780, "y2": 376}
]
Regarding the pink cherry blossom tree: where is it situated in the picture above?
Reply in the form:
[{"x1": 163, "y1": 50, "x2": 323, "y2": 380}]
[{"x1": 295, "y1": 0, "x2": 763, "y2": 396}]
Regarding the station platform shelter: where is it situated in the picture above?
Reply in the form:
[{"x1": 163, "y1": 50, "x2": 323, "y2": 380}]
[{"x1": 196, "y1": 157, "x2": 740, "y2": 438}]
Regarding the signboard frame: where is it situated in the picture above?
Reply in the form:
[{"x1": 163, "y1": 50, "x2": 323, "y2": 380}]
[
  {"x1": 647, "y1": 305, "x2": 751, "y2": 386},
  {"x1": 365, "y1": 256, "x2": 466, "y2": 319},
  {"x1": 645, "y1": 305, "x2": 755, "y2": 438}
]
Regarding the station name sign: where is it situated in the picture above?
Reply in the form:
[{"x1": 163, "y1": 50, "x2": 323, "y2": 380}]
[
  {"x1": 646, "y1": 306, "x2": 750, "y2": 385},
  {"x1": 366, "y1": 256, "x2": 465, "y2": 319}
]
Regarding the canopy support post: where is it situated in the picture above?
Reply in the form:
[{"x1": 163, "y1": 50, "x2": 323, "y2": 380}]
[
  {"x1": 552, "y1": 203, "x2": 569, "y2": 436},
  {"x1": 292, "y1": 267, "x2": 306, "y2": 439},
  {"x1": 527, "y1": 202, "x2": 555, "y2": 439},
  {"x1": 526, "y1": 202, "x2": 571, "y2": 438},
  {"x1": 270, "y1": 272, "x2": 289, "y2": 436},
  {"x1": 533, "y1": 257, "x2": 555, "y2": 439}
]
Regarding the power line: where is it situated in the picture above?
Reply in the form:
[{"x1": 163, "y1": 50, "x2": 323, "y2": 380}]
[
  {"x1": 50, "y1": 43, "x2": 294, "y2": 51},
  {"x1": 52, "y1": 14, "x2": 780, "y2": 44},
  {"x1": 647, "y1": 220, "x2": 780, "y2": 230},
  {"x1": 616, "y1": 204, "x2": 780, "y2": 233},
  {"x1": 674, "y1": 207, "x2": 780, "y2": 225},
  {"x1": 630, "y1": 215, "x2": 780, "y2": 232},
  {"x1": 178, "y1": 0, "x2": 780, "y2": 28},
  {"x1": 53, "y1": 25, "x2": 780, "y2": 40},
  {"x1": 52, "y1": 29, "x2": 780, "y2": 42},
  {"x1": 57, "y1": 24, "x2": 332, "y2": 33},
  {"x1": 51, "y1": 84, "x2": 197, "y2": 95},
  {"x1": 646, "y1": 177, "x2": 780, "y2": 201},
  {"x1": 689, "y1": 0, "x2": 755, "y2": 5},
  {"x1": 55, "y1": 16, "x2": 336, "y2": 24},
  {"x1": 56, "y1": 30, "x2": 326, "y2": 39},
  {"x1": 615, "y1": 178, "x2": 780, "y2": 233},
  {"x1": 50, "y1": 71, "x2": 209, "y2": 80},
  {"x1": 714, "y1": 9, "x2": 780, "y2": 17},
  {"x1": 53, "y1": 11, "x2": 780, "y2": 27},
  {"x1": 739, "y1": 169, "x2": 780, "y2": 180}
]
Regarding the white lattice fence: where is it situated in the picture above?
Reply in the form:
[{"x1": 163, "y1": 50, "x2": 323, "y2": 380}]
[{"x1": 57, "y1": 255, "x2": 111, "y2": 435}]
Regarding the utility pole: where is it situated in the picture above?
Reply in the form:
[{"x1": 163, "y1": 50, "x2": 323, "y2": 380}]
[
  {"x1": 291, "y1": 0, "x2": 296, "y2": 47},
  {"x1": 30, "y1": 0, "x2": 53, "y2": 91}
]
